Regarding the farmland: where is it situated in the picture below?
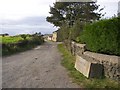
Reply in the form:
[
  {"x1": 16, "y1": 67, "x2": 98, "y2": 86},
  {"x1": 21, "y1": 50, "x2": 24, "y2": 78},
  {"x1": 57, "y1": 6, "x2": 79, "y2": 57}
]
[
  {"x1": 1, "y1": 35, "x2": 31, "y2": 44},
  {"x1": 1, "y1": 34, "x2": 44, "y2": 56}
]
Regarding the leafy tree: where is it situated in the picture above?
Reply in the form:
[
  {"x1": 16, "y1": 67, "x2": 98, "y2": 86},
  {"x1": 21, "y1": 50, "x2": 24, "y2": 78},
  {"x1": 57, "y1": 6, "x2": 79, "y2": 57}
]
[
  {"x1": 21, "y1": 34, "x2": 27, "y2": 40},
  {"x1": 46, "y1": 2, "x2": 104, "y2": 41},
  {"x1": 47, "y1": 2, "x2": 103, "y2": 27}
]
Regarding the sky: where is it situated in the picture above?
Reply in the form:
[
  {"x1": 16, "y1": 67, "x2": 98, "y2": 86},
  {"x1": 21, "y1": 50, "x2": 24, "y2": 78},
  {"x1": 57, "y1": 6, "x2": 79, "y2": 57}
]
[
  {"x1": 0, "y1": 0, "x2": 119, "y2": 35},
  {"x1": 0, "y1": 0, "x2": 55, "y2": 20}
]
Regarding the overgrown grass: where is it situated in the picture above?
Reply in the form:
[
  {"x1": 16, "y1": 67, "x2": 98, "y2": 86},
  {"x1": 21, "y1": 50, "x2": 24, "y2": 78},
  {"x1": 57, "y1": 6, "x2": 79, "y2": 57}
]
[{"x1": 58, "y1": 44, "x2": 119, "y2": 88}]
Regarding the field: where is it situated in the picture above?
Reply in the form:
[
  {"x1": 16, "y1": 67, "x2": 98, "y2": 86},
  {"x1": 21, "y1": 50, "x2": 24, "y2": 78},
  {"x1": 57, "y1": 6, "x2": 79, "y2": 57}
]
[
  {"x1": 1, "y1": 36, "x2": 31, "y2": 44},
  {"x1": 1, "y1": 35, "x2": 44, "y2": 56}
]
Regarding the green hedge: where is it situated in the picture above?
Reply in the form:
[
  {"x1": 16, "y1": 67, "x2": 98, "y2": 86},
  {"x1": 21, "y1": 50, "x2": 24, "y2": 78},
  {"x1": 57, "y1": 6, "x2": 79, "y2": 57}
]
[
  {"x1": 80, "y1": 17, "x2": 120, "y2": 56},
  {"x1": 2, "y1": 36, "x2": 44, "y2": 56}
]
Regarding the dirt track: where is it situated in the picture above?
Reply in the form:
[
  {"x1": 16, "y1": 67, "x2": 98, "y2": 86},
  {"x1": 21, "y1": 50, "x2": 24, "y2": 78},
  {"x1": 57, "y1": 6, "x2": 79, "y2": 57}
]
[{"x1": 2, "y1": 42, "x2": 79, "y2": 88}]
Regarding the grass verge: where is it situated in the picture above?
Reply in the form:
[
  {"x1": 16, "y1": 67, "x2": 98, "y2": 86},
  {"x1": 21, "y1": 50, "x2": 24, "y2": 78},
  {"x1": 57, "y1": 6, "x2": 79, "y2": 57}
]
[{"x1": 58, "y1": 44, "x2": 119, "y2": 88}]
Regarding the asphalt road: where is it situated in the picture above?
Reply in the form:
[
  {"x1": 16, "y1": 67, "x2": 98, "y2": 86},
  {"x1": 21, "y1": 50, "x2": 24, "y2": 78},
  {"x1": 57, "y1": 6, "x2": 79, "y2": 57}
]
[{"x1": 2, "y1": 42, "x2": 79, "y2": 88}]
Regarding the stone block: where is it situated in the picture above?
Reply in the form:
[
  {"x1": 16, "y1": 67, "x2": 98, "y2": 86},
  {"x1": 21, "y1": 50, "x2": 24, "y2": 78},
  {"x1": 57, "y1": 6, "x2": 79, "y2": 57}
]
[
  {"x1": 75, "y1": 44, "x2": 86, "y2": 55},
  {"x1": 75, "y1": 55, "x2": 103, "y2": 78}
]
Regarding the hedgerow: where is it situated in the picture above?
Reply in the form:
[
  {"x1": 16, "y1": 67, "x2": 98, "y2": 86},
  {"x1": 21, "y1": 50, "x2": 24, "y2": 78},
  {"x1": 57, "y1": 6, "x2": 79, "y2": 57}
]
[
  {"x1": 2, "y1": 35, "x2": 44, "y2": 56},
  {"x1": 79, "y1": 17, "x2": 120, "y2": 56}
]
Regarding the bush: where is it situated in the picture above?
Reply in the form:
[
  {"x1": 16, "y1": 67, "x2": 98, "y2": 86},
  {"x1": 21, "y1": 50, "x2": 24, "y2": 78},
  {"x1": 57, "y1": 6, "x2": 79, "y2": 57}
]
[
  {"x1": 18, "y1": 39, "x2": 29, "y2": 47},
  {"x1": 57, "y1": 20, "x2": 84, "y2": 42},
  {"x1": 31, "y1": 36, "x2": 44, "y2": 45},
  {"x1": 80, "y1": 17, "x2": 120, "y2": 56},
  {"x1": 21, "y1": 34, "x2": 27, "y2": 40},
  {"x1": 70, "y1": 19, "x2": 84, "y2": 41}
]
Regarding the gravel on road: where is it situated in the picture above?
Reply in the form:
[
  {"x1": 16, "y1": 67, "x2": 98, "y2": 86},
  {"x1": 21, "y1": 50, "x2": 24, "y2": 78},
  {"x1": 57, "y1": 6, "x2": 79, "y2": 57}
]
[{"x1": 2, "y1": 42, "x2": 80, "y2": 88}]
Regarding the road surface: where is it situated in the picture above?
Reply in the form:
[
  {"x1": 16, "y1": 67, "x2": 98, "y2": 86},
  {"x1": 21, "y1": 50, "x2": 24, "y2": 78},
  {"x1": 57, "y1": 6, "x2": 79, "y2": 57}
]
[{"x1": 2, "y1": 42, "x2": 79, "y2": 88}]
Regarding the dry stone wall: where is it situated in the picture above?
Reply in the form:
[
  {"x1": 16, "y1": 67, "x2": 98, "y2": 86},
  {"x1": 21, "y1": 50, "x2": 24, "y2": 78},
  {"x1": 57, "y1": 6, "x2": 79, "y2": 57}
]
[{"x1": 70, "y1": 41, "x2": 120, "y2": 81}]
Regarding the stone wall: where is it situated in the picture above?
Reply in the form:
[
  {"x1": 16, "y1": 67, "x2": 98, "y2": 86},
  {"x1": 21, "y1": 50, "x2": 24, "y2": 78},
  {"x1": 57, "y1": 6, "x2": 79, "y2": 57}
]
[{"x1": 70, "y1": 41, "x2": 120, "y2": 81}]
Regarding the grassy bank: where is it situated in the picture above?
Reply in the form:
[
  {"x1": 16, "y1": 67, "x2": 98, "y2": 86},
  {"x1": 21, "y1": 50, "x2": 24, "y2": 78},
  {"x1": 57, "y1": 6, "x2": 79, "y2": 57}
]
[{"x1": 58, "y1": 44, "x2": 119, "y2": 88}]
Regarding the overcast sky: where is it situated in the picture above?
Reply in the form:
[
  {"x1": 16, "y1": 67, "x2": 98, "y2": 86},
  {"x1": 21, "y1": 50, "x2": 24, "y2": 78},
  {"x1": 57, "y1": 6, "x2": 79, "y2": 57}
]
[
  {"x1": 0, "y1": 0, "x2": 119, "y2": 35},
  {"x1": 0, "y1": 0, "x2": 55, "y2": 20},
  {"x1": 0, "y1": 0, "x2": 119, "y2": 20}
]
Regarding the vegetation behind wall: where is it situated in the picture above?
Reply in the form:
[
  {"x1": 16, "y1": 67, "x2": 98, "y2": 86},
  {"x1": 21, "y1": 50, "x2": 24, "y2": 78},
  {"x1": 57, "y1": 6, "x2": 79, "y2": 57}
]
[{"x1": 79, "y1": 17, "x2": 120, "y2": 56}]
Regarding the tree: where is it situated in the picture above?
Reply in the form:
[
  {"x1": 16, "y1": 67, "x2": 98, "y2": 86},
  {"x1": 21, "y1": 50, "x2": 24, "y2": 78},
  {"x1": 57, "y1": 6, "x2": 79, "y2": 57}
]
[
  {"x1": 21, "y1": 34, "x2": 27, "y2": 40},
  {"x1": 46, "y1": 2, "x2": 104, "y2": 41},
  {"x1": 47, "y1": 2, "x2": 103, "y2": 27}
]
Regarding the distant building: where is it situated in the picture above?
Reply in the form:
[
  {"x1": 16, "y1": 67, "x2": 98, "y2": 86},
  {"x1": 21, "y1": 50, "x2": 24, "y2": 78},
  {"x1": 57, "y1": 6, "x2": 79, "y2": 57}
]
[
  {"x1": 48, "y1": 35, "x2": 53, "y2": 41},
  {"x1": 52, "y1": 31, "x2": 57, "y2": 42},
  {"x1": 43, "y1": 32, "x2": 58, "y2": 42},
  {"x1": 118, "y1": 1, "x2": 120, "y2": 16},
  {"x1": 43, "y1": 34, "x2": 53, "y2": 41}
]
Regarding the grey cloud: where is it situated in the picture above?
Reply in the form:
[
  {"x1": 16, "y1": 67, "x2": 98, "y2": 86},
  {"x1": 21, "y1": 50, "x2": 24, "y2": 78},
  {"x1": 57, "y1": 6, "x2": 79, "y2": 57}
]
[
  {"x1": 1, "y1": 16, "x2": 49, "y2": 25},
  {"x1": 1, "y1": 16, "x2": 57, "y2": 35}
]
